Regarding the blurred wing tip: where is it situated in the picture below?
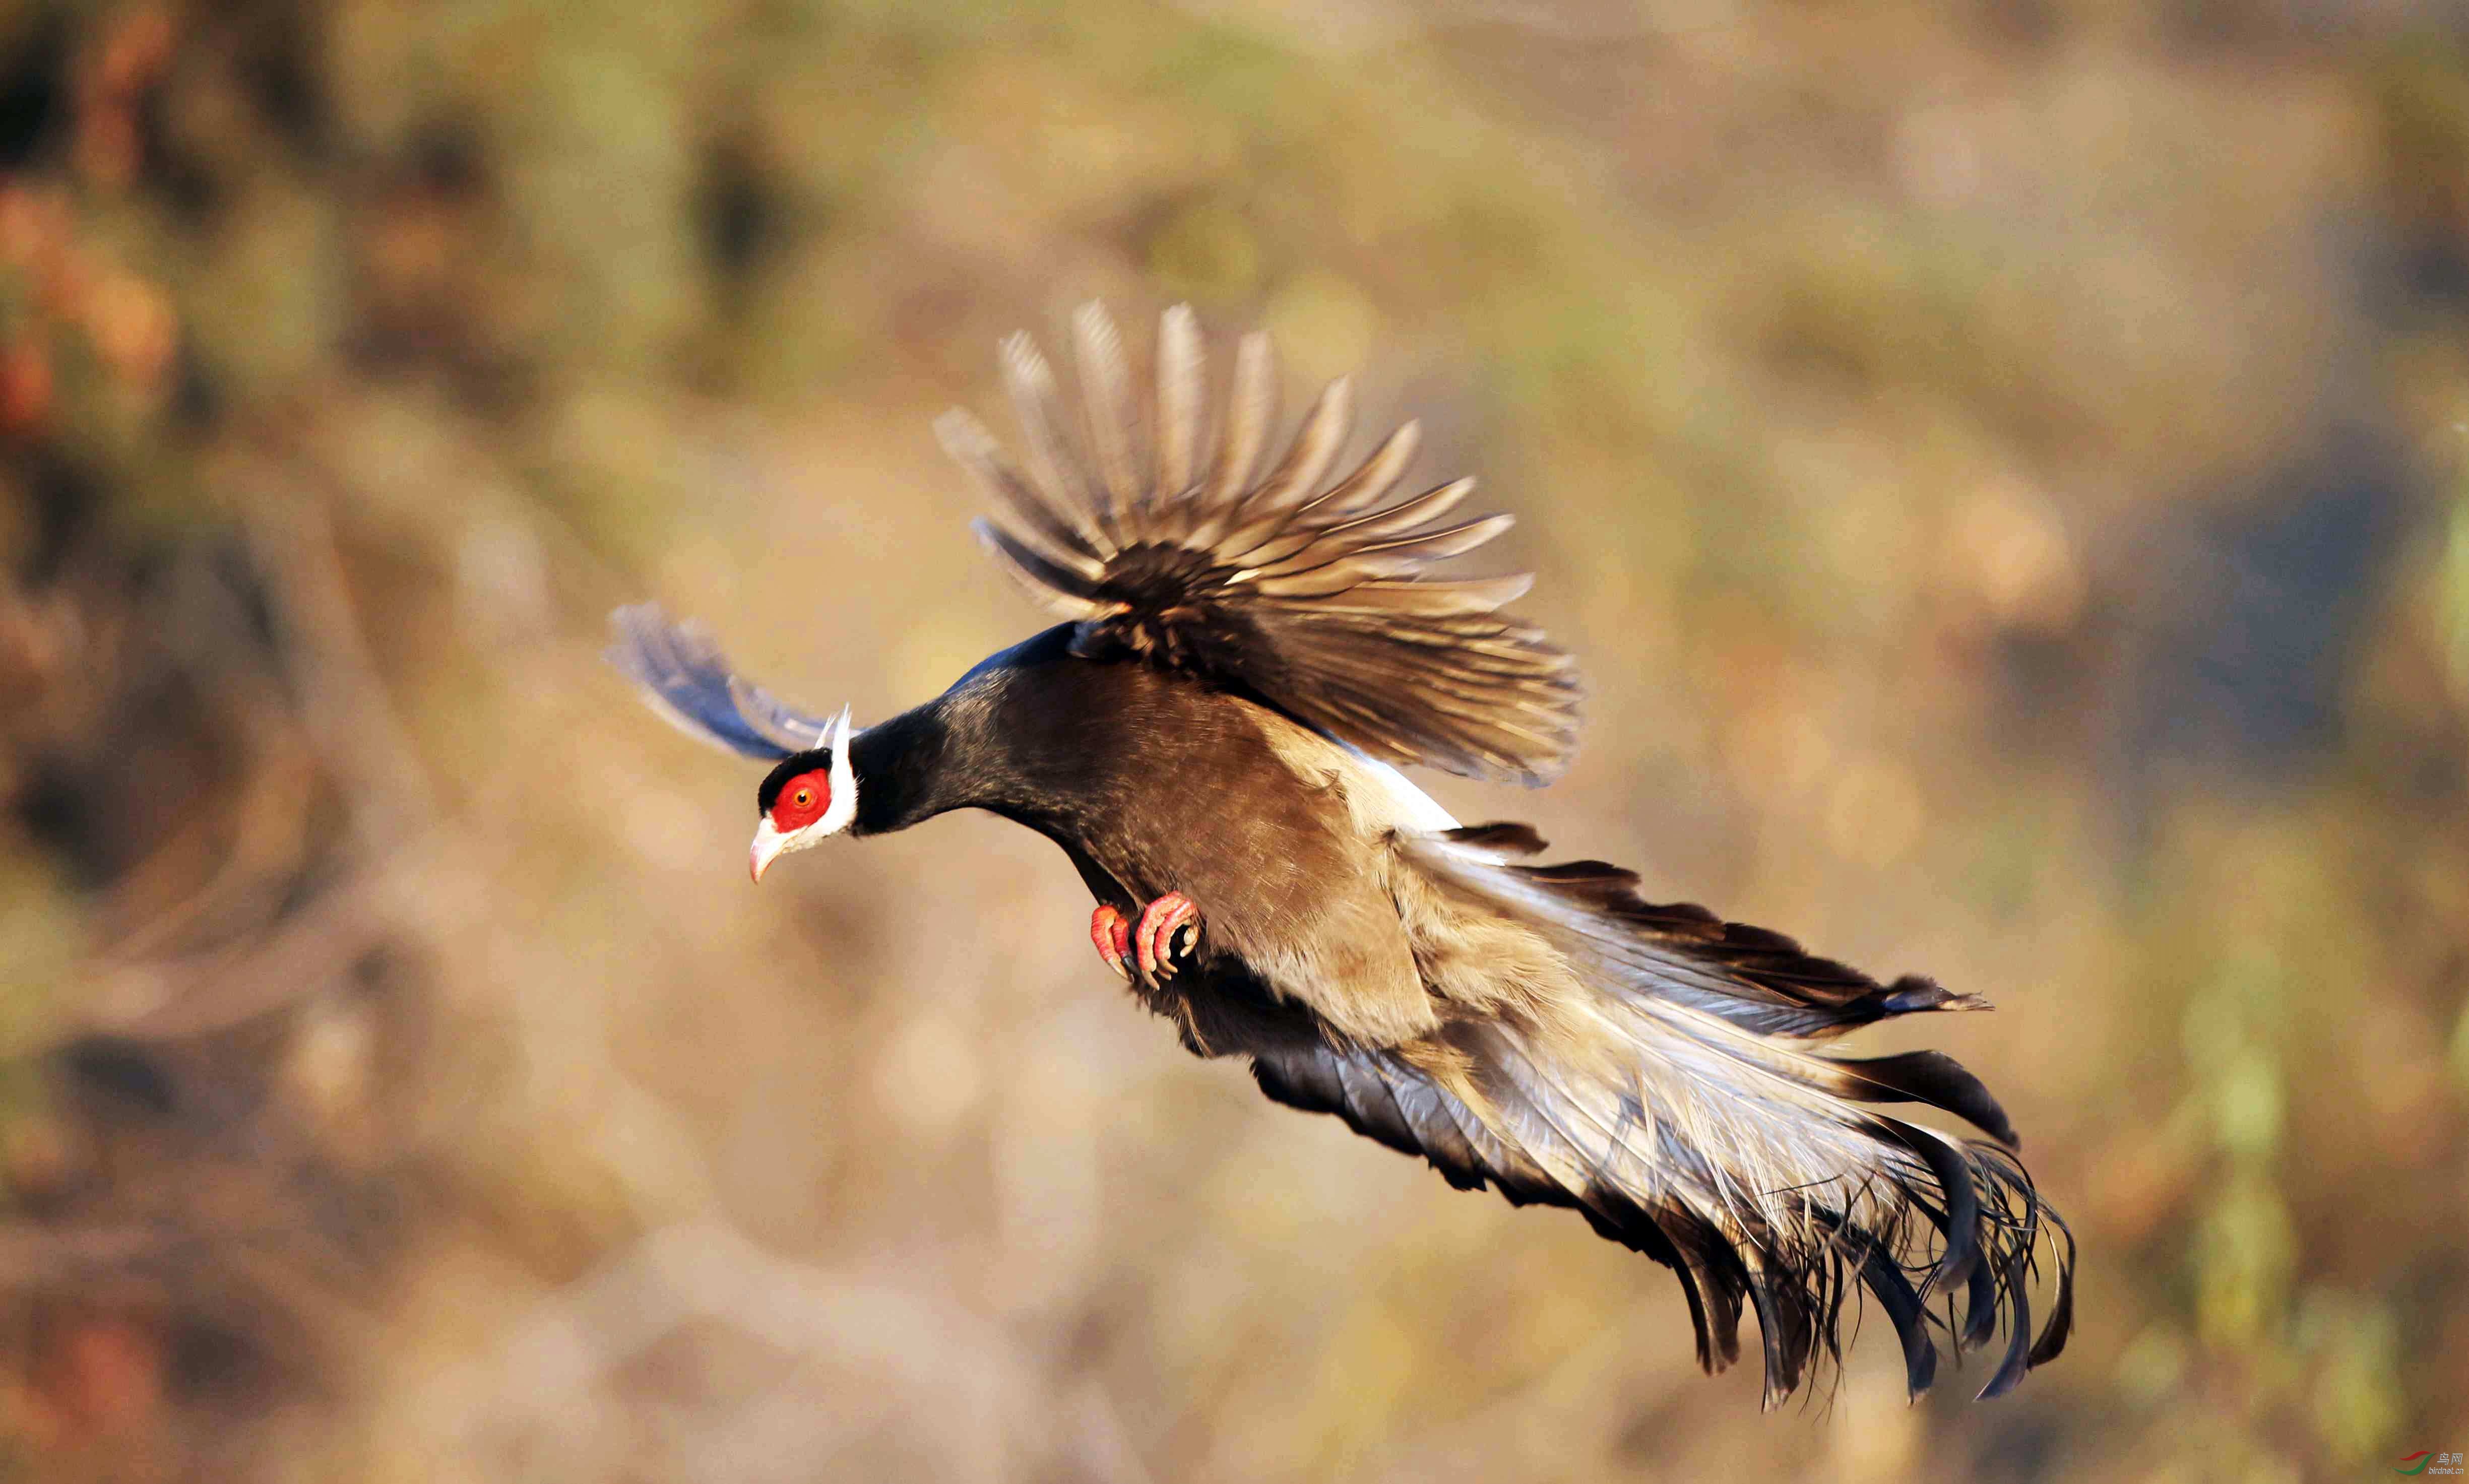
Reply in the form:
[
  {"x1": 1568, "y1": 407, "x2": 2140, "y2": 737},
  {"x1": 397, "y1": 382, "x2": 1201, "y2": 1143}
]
[
  {"x1": 603, "y1": 600, "x2": 831, "y2": 761},
  {"x1": 998, "y1": 331, "x2": 1052, "y2": 382},
  {"x1": 967, "y1": 514, "x2": 1011, "y2": 555},
  {"x1": 609, "y1": 599, "x2": 677, "y2": 636}
]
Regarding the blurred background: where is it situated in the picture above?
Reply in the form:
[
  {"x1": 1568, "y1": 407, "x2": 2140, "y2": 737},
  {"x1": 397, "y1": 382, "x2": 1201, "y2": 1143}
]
[{"x1": 0, "y1": 0, "x2": 2464, "y2": 1479}]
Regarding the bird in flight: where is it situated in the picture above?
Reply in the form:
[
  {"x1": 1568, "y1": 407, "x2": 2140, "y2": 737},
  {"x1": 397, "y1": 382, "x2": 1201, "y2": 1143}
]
[{"x1": 609, "y1": 304, "x2": 2073, "y2": 1406}]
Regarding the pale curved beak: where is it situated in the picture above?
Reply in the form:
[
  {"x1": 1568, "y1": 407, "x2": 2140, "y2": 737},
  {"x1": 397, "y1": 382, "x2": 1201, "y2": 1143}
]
[{"x1": 749, "y1": 817, "x2": 786, "y2": 884}]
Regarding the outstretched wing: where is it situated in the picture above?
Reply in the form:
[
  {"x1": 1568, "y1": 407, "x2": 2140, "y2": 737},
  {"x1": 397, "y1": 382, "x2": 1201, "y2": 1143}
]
[
  {"x1": 941, "y1": 303, "x2": 1584, "y2": 786},
  {"x1": 606, "y1": 603, "x2": 833, "y2": 760}
]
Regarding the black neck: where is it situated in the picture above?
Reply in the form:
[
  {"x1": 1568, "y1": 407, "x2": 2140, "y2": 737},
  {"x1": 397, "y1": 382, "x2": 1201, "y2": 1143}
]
[
  {"x1": 848, "y1": 701, "x2": 964, "y2": 835},
  {"x1": 844, "y1": 625, "x2": 1087, "y2": 836}
]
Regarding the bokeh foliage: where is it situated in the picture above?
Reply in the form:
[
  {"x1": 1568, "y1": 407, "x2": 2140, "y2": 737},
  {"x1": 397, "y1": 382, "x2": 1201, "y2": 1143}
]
[{"x1": 0, "y1": 1, "x2": 2465, "y2": 1479}]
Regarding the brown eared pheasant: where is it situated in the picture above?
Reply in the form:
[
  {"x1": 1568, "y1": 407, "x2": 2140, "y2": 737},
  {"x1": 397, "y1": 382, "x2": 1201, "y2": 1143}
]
[{"x1": 608, "y1": 303, "x2": 2074, "y2": 1407}]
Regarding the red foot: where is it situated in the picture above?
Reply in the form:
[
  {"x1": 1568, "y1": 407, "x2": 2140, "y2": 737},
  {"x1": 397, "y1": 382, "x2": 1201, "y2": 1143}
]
[
  {"x1": 1089, "y1": 904, "x2": 1131, "y2": 980},
  {"x1": 1134, "y1": 891, "x2": 1202, "y2": 981}
]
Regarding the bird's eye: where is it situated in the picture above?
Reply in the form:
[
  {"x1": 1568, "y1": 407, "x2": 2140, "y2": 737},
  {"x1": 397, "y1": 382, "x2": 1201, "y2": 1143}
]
[{"x1": 794, "y1": 788, "x2": 812, "y2": 808}]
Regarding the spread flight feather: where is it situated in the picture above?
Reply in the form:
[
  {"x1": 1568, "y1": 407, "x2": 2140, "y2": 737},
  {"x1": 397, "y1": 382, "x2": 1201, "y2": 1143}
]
[{"x1": 940, "y1": 302, "x2": 1584, "y2": 787}]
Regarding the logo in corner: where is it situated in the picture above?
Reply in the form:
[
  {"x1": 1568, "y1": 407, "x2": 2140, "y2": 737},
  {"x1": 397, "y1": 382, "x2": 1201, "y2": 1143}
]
[{"x1": 2397, "y1": 1451, "x2": 2465, "y2": 1477}]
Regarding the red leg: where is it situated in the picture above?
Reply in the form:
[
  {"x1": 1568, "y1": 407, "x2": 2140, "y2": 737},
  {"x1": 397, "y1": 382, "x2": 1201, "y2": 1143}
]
[
  {"x1": 1134, "y1": 891, "x2": 1202, "y2": 981},
  {"x1": 1089, "y1": 903, "x2": 1131, "y2": 979}
]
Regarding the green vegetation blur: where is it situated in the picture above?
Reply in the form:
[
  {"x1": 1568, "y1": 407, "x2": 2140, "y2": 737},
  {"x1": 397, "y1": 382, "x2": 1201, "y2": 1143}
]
[{"x1": 0, "y1": 1, "x2": 2463, "y2": 1480}]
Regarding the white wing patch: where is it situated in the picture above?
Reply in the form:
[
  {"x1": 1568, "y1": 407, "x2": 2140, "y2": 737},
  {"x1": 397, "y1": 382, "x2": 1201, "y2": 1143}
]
[
  {"x1": 1346, "y1": 750, "x2": 1460, "y2": 833},
  {"x1": 1251, "y1": 703, "x2": 1462, "y2": 840}
]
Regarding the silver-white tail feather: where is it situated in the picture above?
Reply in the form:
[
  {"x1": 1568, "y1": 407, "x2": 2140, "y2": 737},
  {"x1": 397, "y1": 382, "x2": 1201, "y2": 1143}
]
[{"x1": 1252, "y1": 824, "x2": 2074, "y2": 1407}]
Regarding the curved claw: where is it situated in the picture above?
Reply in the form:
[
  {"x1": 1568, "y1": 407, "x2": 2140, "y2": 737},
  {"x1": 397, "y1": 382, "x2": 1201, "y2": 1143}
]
[
  {"x1": 1089, "y1": 903, "x2": 1131, "y2": 980},
  {"x1": 1134, "y1": 891, "x2": 1201, "y2": 981}
]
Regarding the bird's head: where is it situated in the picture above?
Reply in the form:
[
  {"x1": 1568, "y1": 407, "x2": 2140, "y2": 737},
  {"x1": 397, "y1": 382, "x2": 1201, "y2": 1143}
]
[{"x1": 748, "y1": 706, "x2": 857, "y2": 882}]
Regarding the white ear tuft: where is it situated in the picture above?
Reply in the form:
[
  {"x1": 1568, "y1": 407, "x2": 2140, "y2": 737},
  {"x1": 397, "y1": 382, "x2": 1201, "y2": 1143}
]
[{"x1": 819, "y1": 705, "x2": 859, "y2": 836}]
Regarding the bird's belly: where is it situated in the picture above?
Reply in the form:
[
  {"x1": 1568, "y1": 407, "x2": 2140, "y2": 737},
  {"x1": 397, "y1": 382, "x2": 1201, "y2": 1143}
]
[{"x1": 986, "y1": 666, "x2": 1436, "y2": 1041}]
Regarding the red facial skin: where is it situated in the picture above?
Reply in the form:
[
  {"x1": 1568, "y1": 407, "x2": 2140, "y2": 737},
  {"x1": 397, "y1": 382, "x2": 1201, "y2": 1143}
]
[{"x1": 769, "y1": 770, "x2": 831, "y2": 833}]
